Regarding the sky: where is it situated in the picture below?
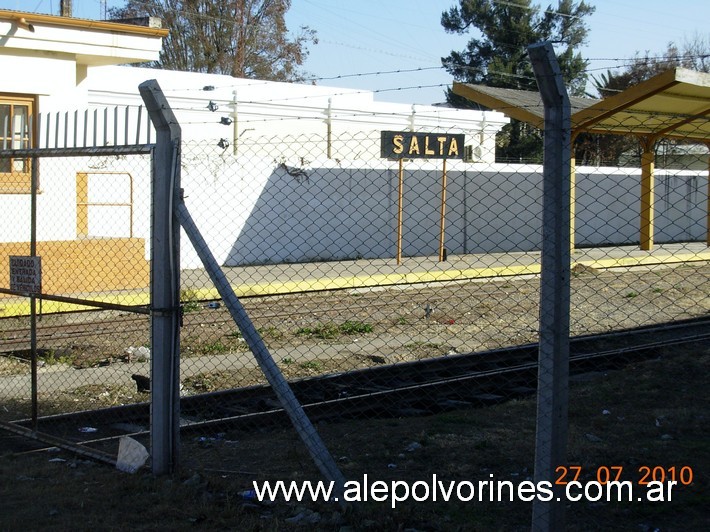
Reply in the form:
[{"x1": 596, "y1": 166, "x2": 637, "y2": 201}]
[{"x1": 3, "y1": 0, "x2": 709, "y2": 104}]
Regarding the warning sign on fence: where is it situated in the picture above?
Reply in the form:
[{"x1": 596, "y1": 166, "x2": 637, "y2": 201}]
[{"x1": 9, "y1": 256, "x2": 42, "y2": 294}]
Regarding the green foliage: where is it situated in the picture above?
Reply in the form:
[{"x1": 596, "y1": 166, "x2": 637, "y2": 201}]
[
  {"x1": 295, "y1": 321, "x2": 373, "y2": 340},
  {"x1": 199, "y1": 340, "x2": 229, "y2": 355},
  {"x1": 257, "y1": 326, "x2": 283, "y2": 340},
  {"x1": 625, "y1": 291, "x2": 639, "y2": 299},
  {"x1": 590, "y1": 37, "x2": 710, "y2": 100},
  {"x1": 39, "y1": 349, "x2": 72, "y2": 366},
  {"x1": 180, "y1": 289, "x2": 201, "y2": 312},
  {"x1": 441, "y1": 0, "x2": 594, "y2": 162},
  {"x1": 577, "y1": 36, "x2": 710, "y2": 166},
  {"x1": 109, "y1": 0, "x2": 317, "y2": 82},
  {"x1": 441, "y1": 0, "x2": 594, "y2": 93},
  {"x1": 299, "y1": 360, "x2": 323, "y2": 371}
]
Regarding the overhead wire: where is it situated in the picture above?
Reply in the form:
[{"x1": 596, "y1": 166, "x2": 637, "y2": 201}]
[
  {"x1": 156, "y1": 47, "x2": 710, "y2": 110},
  {"x1": 20, "y1": 0, "x2": 703, "y2": 106},
  {"x1": 22, "y1": 0, "x2": 707, "y2": 97}
]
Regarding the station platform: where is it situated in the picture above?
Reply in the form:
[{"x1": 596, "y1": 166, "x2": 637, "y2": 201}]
[{"x1": 1, "y1": 242, "x2": 708, "y2": 317}]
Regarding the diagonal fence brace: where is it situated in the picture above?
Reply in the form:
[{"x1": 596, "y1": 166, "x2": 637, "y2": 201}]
[{"x1": 175, "y1": 201, "x2": 347, "y2": 498}]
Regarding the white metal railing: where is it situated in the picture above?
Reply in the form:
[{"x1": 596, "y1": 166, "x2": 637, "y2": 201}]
[{"x1": 36, "y1": 105, "x2": 155, "y2": 149}]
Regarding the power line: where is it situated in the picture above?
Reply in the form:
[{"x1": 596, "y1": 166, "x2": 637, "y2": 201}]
[{"x1": 586, "y1": 53, "x2": 710, "y2": 63}]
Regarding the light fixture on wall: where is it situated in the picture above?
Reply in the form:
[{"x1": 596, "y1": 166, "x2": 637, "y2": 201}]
[{"x1": 13, "y1": 16, "x2": 35, "y2": 32}]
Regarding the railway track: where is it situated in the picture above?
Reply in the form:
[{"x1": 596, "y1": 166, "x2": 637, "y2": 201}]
[
  {"x1": 4, "y1": 316, "x2": 708, "y2": 459},
  {"x1": 0, "y1": 277, "x2": 533, "y2": 353}
]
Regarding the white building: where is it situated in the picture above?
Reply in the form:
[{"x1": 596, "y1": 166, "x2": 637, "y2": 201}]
[
  {"x1": 0, "y1": 10, "x2": 705, "y2": 292},
  {"x1": 0, "y1": 9, "x2": 513, "y2": 285}
]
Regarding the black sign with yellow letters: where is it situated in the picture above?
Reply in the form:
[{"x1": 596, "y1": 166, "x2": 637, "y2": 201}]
[{"x1": 380, "y1": 131, "x2": 465, "y2": 160}]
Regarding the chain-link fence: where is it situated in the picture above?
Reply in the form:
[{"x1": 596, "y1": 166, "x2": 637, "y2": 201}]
[
  {"x1": 175, "y1": 114, "x2": 708, "y2": 489},
  {"x1": 1, "y1": 73, "x2": 708, "y2": 528},
  {"x1": 173, "y1": 134, "x2": 708, "y2": 386},
  {"x1": 0, "y1": 149, "x2": 152, "y2": 458}
]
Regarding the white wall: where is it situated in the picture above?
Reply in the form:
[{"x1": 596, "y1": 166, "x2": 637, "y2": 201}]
[
  {"x1": 0, "y1": 50, "x2": 77, "y2": 99},
  {"x1": 0, "y1": 155, "x2": 151, "y2": 244},
  {"x1": 1, "y1": 142, "x2": 705, "y2": 269},
  {"x1": 1, "y1": 61, "x2": 706, "y2": 270},
  {"x1": 82, "y1": 65, "x2": 507, "y2": 162},
  {"x1": 171, "y1": 151, "x2": 708, "y2": 268}
]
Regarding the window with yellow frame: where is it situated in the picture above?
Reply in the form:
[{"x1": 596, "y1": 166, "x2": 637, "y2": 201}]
[{"x1": 0, "y1": 94, "x2": 35, "y2": 194}]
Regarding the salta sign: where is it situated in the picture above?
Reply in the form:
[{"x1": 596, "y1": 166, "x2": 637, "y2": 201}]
[{"x1": 380, "y1": 131, "x2": 465, "y2": 160}]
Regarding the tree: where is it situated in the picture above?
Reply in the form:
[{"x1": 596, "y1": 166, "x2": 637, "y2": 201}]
[
  {"x1": 109, "y1": 0, "x2": 317, "y2": 82},
  {"x1": 577, "y1": 36, "x2": 710, "y2": 166},
  {"x1": 440, "y1": 0, "x2": 595, "y2": 162},
  {"x1": 591, "y1": 36, "x2": 710, "y2": 98}
]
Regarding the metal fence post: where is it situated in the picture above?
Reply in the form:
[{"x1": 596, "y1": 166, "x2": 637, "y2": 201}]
[
  {"x1": 30, "y1": 156, "x2": 39, "y2": 428},
  {"x1": 139, "y1": 80, "x2": 182, "y2": 475},
  {"x1": 528, "y1": 42, "x2": 572, "y2": 531},
  {"x1": 175, "y1": 201, "x2": 347, "y2": 499}
]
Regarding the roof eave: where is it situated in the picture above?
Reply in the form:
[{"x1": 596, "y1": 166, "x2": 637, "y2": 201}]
[
  {"x1": 452, "y1": 81, "x2": 546, "y2": 129},
  {"x1": 0, "y1": 9, "x2": 169, "y2": 37}
]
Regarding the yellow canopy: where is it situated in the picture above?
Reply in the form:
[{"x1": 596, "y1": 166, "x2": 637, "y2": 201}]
[
  {"x1": 453, "y1": 68, "x2": 710, "y2": 142},
  {"x1": 452, "y1": 67, "x2": 710, "y2": 251}
]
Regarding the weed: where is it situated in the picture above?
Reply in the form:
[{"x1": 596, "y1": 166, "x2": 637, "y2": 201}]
[
  {"x1": 295, "y1": 324, "x2": 337, "y2": 339},
  {"x1": 39, "y1": 349, "x2": 72, "y2": 366},
  {"x1": 299, "y1": 360, "x2": 323, "y2": 371},
  {"x1": 295, "y1": 321, "x2": 372, "y2": 340},
  {"x1": 282, "y1": 357, "x2": 294, "y2": 365},
  {"x1": 199, "y1": 340, "x2": 229, "y2": 355},
  {"x1": 181, "y1": 289, "x2": 202, "y2": 312},
  {"x1": 624, "y1": 291, "x2": 639, "y2": 298},
  {"x1": 258, "y1": 326, "x2": 283, "y2": 339},
  {"x1": 339, "y1": 321, "x2": 373, "y2": 334}
]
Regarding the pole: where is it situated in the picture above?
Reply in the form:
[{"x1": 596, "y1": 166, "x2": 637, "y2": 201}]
[
  {"x1": 706, "y1": 142, "x2": 710, "y2": 246},
  {"x1": 232, "y1": 90, "x2": 238, "y2": 156},
  {"x1": 139, "y1": 80, "x2": 182, "y2": 476},
  {"x1": 396, "y1": 158, "x2": 404, "y2": 265},
  {"x1": 640, "y1": 140, "x2": 656, "y2": 250},
  {"x1": 60, "y1": 0, "x2": 72, "y2": 17},
  {"x1": 528, "y1": 42, "x2": 572, "y2": 532},
  {"x1": 30, "y1": 156, "x2": 38, "y2": 429},
  {"x1": 326, "y1": 98, "x2": 333, "y2": 159},
  {"x1": 175, "y1": 201, "x2": 346, "y2": 499},
  {"x1": 438, "y1": 159, "x2": 448, "y2": 261}
]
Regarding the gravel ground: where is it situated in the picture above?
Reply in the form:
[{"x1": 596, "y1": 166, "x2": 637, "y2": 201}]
[{"x1": 0, "y1": 261, "x2": 707, "y2": 412}]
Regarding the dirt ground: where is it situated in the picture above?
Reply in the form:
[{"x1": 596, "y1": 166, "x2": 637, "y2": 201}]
[
  {"x1": 0, "y1": 261, "x2": 708, "y2": 529},
  {"x1": 0, "y1": 262, "x2": 708, "y2": 418},
  {"x1": 0, "y1": 342, "x2": 707, "y2": 531}
]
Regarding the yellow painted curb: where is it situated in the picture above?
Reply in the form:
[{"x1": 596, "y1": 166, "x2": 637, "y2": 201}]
[
  {"x1": 235, "y1": 263, "x2": 543, "y2": 296},
  {"x1": 1, "y1": 252, "x2": 707, "y2": 318},
  {"x1": 573, "y1": 252, "x2": 710, "y2": 270},
  {"x1": 0, "y1": 292, "x2": 150, "y2": 318}
]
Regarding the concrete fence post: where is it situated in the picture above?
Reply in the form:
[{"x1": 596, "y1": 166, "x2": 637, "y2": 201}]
[
  {"x1": 139, "y1": 79, "x2": 182, "y2": 475},
  {"x1": 527, "y1": 42, "x2": 572, "y2": 531}
]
